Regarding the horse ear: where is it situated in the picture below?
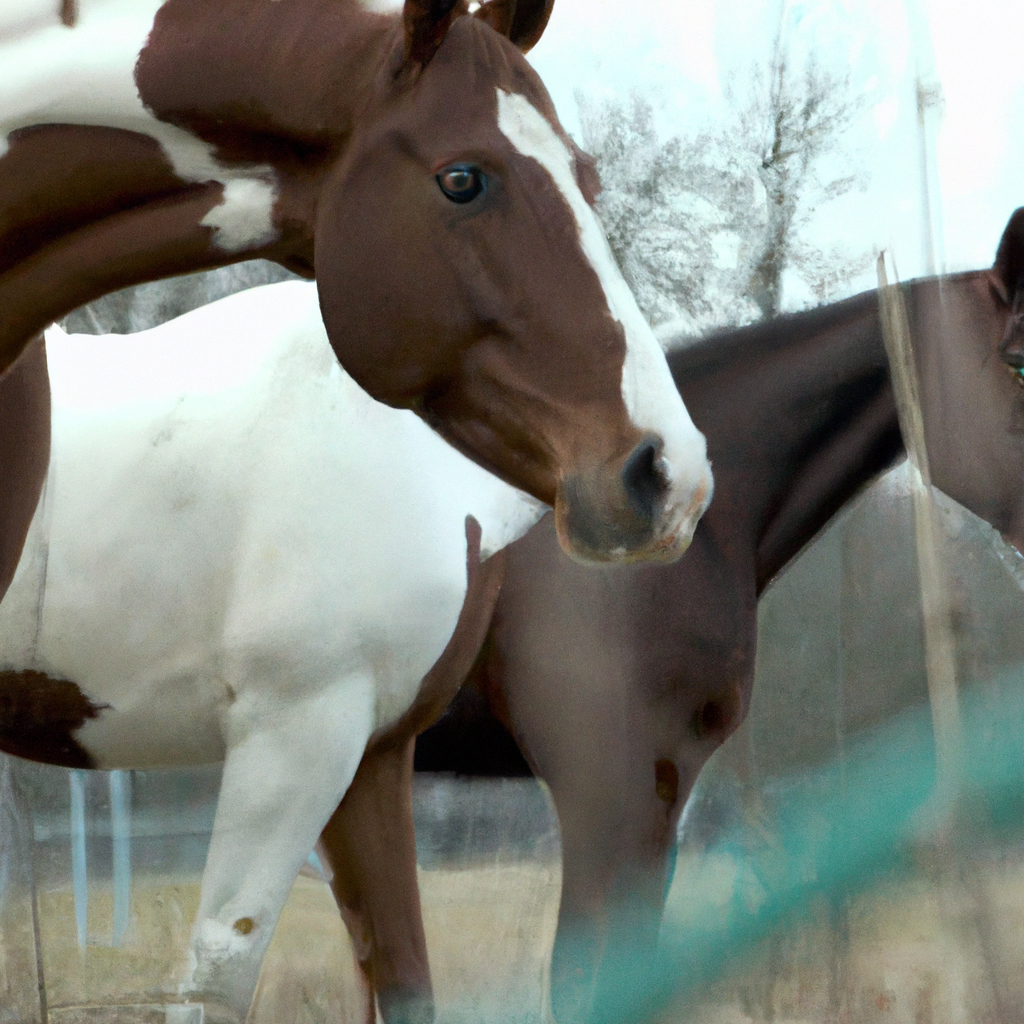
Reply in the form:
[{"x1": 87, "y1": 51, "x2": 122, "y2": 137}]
[
  {"x1": 992, "y1": 208, "x2": 1024, "y2": 368},
  {"x1": 403, "y1": 0, "x2": 465, "y2": 68},
  {"x1": 475, "y1": 0, "x2": 555, "y2": 53},
  {"x1": 992, "y1": 207, "x2": 1024, "y2": 307}
]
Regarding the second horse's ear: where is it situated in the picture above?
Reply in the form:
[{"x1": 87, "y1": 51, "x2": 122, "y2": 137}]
[
  {"x1": 992, "y1": 207, "x2": 1024, "y2": 307},
  {"x1": 475, "y1": 0, "x2": 555, "y2": 53},
  {"x1": 403, "y1": 0, "x2": 464, "y2": 68},
  {"x1": 992, "y1": 208, "x2": 1024, "y2": 368}
]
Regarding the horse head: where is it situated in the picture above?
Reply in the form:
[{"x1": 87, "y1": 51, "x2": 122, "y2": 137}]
[
  {"x1": 314, "y1": 0, "x2": 712, "y2": 564},
  {"x1": 921, "y1": 207, "x2": 1024, "y2": 554}
]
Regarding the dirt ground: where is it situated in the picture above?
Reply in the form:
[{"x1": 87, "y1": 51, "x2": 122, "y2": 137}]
[
  {"x1": 660, "y1": 845, "x2": 1024, "y2": 1024},
  {"x1": 19, "y1": 860, "x2": 560, "y2": 1024},
  {"x1": 11, "y1": 843, "x2": 1024, "y2": 1024}
]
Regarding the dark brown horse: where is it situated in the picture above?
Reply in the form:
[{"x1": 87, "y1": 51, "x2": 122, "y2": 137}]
[
  {"x1": 0, "y1": 0, "x2": 712, "y2": 598},
  {"x1": 319, "y1": 209, "x2": 1024, "y2": 1023}
]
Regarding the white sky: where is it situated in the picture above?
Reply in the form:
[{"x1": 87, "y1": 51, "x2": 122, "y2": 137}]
[{"x1": 527, "y1": 0, "x2": 1023, "y2": 303}]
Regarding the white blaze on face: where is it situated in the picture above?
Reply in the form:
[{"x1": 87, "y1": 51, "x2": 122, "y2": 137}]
[
  {"x1": 0, "y1": 0, "x2": 277, "y2": 251},
  {"x1": 495, "y1": 90, "x2": 712, "y2": 531}
]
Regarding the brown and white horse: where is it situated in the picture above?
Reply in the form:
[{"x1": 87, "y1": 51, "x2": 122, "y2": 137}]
[
  {"x1": 0, "y1": 0, "x2": 712, "y2": 582},
  {"x1": 0, "y1": 280, "x2": 546, "y2": 1021},
  {"x1": 326, "y1": 209, "x2": 1024, "y2": 1023}
]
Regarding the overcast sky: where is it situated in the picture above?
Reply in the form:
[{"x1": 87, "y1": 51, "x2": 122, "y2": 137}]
[{"x1": 526, "y1": 0, "x2": 1023, "y2": 304}]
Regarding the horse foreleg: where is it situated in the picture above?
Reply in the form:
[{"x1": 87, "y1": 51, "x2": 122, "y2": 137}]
[
  {"x1": 545, "y1": 765, "x2": 682, "y2": 1024},
  {"x1": 185, "y1": 675, "x2": 376, "y2": 1023},
  {"x1": 313, "y1": 533, "x2": 507, "y2": 1024},
  {"x1": 0, "y1": 335, "x2": 49, "y2": 602},
  {"x1": 319, "y1": 736, "x2": 433, "y2": 1024}
]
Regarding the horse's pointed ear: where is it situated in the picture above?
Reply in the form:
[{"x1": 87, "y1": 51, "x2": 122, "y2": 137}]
[
  {"x1": 993, "y1": 207, "x2": 1024, "y2": 307},
  {"x1": 993, "y1": 208, "x2": 1024, "y2": 369},
  {"x1": 403, "y1": 0, "x2": 466, "y2": 68},
  {"x1": 475, "y1": 0, "x2": 555, "y2": 53}
]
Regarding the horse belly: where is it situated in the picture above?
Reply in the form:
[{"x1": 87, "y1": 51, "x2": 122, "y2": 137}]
[
  {"x1": 0, "y1": 408, "x2": 248, "y2": 769},
  {"x1": 0, "y1": 546, "x2": 229, "y2": 770}
]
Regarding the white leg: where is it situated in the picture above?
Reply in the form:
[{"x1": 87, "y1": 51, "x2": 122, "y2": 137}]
[{"x1": 183, "y1": 675, "x2": 375, "y2": 1021}]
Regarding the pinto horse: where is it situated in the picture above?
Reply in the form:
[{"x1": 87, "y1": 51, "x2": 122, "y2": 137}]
[
  {"x1": 0, "y1": 0, "x2": 711, "y2": 581},
  {"x1": 320, "y1": 208, "x2": 1024, "y2": 1023},
  {"x1": 0, "y1": 279, "x2": 549, "y2": 1022}
]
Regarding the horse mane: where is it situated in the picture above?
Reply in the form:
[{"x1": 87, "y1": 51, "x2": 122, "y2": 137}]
[
  {"x1": 663, "y1": 269, "x2": 985, "y2": 389},
  {"x1": 664, "y1": 290, "x2": 879, "y2": 386}
]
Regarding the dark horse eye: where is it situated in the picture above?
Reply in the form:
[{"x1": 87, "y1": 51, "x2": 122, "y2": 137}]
[{"x1": 437, "y1": 164, "x2": 486, "y2": 204}]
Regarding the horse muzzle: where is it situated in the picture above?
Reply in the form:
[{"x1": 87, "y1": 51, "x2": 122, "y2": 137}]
[{"x1": 553, "y1": 434, "x2": 713, "y2": 565}]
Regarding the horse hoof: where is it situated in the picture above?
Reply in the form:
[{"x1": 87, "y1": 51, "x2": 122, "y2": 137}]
[{"x1": 377, "y1": 989, "x2": 435, "y2": 1024}]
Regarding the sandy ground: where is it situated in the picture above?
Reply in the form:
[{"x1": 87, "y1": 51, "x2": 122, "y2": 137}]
[
  {"x1": 659, "y1": 846, "x2": 1024, "y2": 1024},
  {"x1": 8, "y1": 847, "x2": 1024, "y2": 1024},
  {"x1": 11, "y1": 860, "x2": 560, "y2": 1024}
]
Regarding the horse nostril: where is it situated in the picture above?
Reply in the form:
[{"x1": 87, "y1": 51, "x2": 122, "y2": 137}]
[
  {"x1": 1003, "y1": 344, "x2": 1024, "y2": 369},
  {"x1": 622, "y1": 437, "x2": 668, "y2": 524}
]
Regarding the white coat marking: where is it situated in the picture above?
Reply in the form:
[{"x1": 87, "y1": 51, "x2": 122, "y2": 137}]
[
  {"x1": 0, "y1": 0, "x2": 277, "y2": 251},
  {"x1": 496, "y1": 89, "x2": 712, "y2": 532},
  {"x1": 0, "y1": 280, "x2": 543, "y2": 1015}
]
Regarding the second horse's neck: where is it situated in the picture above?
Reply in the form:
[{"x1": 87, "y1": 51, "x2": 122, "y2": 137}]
[{"x1": 671, "y1": 288, "x2": 905, "y2": 593}]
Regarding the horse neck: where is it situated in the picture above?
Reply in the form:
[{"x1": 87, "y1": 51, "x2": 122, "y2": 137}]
[
  {"x1": 670, "y1": 290, "x2": 904, "y2": 594},
  {"x1": 134, "y1": 0, "x2": 400, "y2": 155},
  {"x1": 0, "y1": 0, "x2": 398, "y2": 369}
]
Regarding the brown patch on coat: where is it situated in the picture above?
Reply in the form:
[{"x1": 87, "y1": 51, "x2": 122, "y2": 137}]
[
  {"x1": 60, "y1": 0, "x2": 78, "y2": 27},
  {"x1": 0, "y1": 181, "x2": 233, "y2": 372},
  {"x1": 135, "y1": 0, "x2": 396, "y2": 155},
  {"x1": 0, "y1": 669, "x2": 107, "y2": 768},
  {"x1": 0, "y1": 125, "x2": 188, "y2": 278},
  {"x1": 0, "y1": 125, "x2": 240, "y2": 372}
]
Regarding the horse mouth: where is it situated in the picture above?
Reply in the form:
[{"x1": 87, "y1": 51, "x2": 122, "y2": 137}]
[
  {"x1": 552, "y1": 471, "x2": 711, "y2": 565},
  {"x1": 645, "y1": 476, "x2": 712, "y2": 563}
]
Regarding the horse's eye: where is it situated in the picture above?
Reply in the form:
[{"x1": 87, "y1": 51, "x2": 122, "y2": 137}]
[{"x1": 437, "y1": 164, "x2": 486, "y2": 204}]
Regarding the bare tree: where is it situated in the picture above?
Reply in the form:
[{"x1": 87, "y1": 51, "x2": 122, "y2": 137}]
[
  {"x1": 737, "y1": 33, "x2": 868, "y2": 318},
  {"x1": 578, "y1": 92, "x2": 761, "y2": 334},
  {"x1": 61, "y1": 261, "x2": 298, "y2": 335},
  {"x1": 578, "y1": 32, "x2": 869, "y2": 334}
]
